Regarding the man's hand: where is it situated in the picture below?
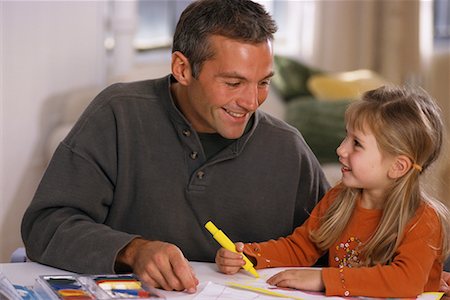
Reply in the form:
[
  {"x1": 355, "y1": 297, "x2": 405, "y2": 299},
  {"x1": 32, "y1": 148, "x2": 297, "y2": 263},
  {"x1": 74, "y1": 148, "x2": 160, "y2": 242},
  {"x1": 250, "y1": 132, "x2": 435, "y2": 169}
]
[{"x1": 116, "y1": 238, "x2": 198, "y2": 293}]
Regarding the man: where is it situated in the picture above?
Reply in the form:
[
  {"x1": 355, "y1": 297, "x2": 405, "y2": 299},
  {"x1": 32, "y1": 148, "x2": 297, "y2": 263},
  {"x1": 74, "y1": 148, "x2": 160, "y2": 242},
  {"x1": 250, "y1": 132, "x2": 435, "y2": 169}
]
[
  {"x1": 20, "y1": 0, "x2": 450, "y2": 296},
  {"x1": 21, "y1": 0, "x2": 327, "y2": 293}
]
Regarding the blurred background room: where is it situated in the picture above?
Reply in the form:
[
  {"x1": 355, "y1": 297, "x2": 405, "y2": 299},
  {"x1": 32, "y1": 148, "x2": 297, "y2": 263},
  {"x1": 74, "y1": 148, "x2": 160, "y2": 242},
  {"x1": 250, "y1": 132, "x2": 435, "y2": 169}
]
[{"x1": 1, "y1": 0, "x2": 449, "y2": 263}]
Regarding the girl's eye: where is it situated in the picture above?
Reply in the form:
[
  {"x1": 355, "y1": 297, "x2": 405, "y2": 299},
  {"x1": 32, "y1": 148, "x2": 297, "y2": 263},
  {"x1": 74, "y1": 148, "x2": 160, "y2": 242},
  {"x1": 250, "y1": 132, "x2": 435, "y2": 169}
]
[{"x1": 353, "y1": 139, "x2": 362, "y2": 147}]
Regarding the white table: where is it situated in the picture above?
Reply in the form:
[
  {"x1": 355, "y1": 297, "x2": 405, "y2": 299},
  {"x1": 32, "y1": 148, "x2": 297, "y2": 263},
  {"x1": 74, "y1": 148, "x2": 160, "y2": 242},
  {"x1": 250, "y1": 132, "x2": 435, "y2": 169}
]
[
  {"x1": 0, "y1": 262, "x2": 74, "y2": 286},
  {"x1": 0, "y1": 262, "x2": 442, "y2": 299},
  {"x1": 0, "y1": 261, "x2": 275, "y2": 299}
]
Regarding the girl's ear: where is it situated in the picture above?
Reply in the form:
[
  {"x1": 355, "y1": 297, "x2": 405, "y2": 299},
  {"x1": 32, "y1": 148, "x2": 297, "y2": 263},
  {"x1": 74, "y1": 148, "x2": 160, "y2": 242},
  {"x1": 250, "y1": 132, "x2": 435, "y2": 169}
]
[
  {"x1": 171, "y1": 51, "x2": 192, "y2": 86},
  {"x1": 388, "y1": 155, "x2": 412, "y2": 179}
]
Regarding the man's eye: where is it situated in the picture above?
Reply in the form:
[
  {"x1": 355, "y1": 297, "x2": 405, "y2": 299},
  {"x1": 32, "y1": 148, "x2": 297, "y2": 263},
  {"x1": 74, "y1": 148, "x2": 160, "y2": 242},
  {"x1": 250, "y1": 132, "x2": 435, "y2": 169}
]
[
  {"x1": 226, "y1": 82, "x2": 241, "y2": 87},
  {"x1": 259, "y1": 80, "x2": 271, "y2": 87}
]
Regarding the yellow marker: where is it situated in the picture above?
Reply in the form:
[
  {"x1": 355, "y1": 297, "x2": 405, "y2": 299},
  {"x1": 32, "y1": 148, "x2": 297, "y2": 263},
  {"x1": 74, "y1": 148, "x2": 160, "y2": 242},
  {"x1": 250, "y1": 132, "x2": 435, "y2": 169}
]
[
  {"x1": 205, "y1": 221, "x2": 259, "y2": 278},
  {"x1": 227, "y1": 282, "x2": 305, "y2": 300}
]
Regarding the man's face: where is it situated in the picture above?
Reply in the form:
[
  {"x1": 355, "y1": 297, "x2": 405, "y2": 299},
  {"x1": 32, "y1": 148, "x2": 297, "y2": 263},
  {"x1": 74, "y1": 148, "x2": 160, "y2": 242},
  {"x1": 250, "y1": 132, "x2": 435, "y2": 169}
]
[{"x1": 182, "y1": 35, "x2": 274, "y2": 139}]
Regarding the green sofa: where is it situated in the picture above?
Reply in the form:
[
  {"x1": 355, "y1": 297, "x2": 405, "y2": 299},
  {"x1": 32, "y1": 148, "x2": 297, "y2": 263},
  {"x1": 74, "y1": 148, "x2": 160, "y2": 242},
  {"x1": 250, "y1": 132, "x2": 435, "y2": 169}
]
[{"x1": 272, "y1": 55, "x2": 351, "y2": 164}]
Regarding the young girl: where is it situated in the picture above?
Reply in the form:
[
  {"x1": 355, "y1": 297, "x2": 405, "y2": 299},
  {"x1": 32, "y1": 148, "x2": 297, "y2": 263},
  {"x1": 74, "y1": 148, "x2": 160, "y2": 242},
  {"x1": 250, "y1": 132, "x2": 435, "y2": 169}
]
[{"x1": 215, "y1": 85, "x2": 450, "y2": 298}]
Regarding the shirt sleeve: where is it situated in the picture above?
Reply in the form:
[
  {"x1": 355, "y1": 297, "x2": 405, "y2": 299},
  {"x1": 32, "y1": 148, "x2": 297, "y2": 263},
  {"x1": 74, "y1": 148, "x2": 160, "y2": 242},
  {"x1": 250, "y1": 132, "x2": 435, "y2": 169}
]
[
  {"x1": 322, "y1": 204, "x2": 443, "y2": 298},
  {"x1": 21, "y1": 98, "x2": 139, "y2": 274},
  {"x1": 243, "y1": 187, "x2": 340, "y2": 268}
]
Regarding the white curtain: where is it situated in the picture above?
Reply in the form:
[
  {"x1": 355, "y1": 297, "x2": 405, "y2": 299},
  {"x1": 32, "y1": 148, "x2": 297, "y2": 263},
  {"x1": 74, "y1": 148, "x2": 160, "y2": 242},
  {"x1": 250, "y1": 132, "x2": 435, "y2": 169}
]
[{"x1": 279, "y1": 0, "x2": 425, "y2": 86}]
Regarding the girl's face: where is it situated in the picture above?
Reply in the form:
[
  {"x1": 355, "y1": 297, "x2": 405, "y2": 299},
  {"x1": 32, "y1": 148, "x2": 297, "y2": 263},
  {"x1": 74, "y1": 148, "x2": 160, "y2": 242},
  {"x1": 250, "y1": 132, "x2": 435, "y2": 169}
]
[{"x1": 336, "y1": 124, "x2": 396, "y2": 196}]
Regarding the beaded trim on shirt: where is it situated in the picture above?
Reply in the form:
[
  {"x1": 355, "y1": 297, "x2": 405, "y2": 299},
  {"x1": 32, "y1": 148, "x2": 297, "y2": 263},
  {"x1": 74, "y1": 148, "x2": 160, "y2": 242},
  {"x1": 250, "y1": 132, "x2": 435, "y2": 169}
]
[
  {"x1": 334, "y1": 236, "x2": 362, "y2": 296},
  {"x1": 334, "y1": 236, "x2": 362, "y2": 268}
]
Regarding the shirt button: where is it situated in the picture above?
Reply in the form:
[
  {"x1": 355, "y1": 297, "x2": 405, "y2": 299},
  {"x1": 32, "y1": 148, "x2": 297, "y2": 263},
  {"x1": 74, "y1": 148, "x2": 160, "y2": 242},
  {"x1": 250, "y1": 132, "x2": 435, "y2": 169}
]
[
  {"x1": 196, "y1": 171, "x2": 205, "y2": 179},
  {"x1": 182, "y1": 129, "x2": 191, "y2": 137},
  {"x1": 190, "y1": 152, "x2": 198, "y2": 159}
]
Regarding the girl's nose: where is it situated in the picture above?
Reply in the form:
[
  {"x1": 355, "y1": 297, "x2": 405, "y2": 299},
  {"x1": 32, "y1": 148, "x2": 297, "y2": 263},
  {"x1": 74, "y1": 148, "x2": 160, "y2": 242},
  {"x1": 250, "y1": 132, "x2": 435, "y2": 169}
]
[{"x1": 336, "y1": 139, "x2": 347, "y2": 158}]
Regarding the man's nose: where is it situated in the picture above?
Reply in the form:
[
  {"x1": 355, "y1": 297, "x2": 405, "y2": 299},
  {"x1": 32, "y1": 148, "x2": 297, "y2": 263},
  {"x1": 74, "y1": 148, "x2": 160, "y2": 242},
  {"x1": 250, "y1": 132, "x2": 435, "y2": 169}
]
[{"x1": 240, "y1": 85, "x2": 259, "y2": 111}]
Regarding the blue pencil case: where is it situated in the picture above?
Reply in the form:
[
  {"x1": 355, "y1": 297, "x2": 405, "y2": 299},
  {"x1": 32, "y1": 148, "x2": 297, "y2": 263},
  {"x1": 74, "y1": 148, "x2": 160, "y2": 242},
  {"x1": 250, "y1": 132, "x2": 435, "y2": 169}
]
[{"x1": 34, "y1": 274, "x2": 164, "y2": 300}]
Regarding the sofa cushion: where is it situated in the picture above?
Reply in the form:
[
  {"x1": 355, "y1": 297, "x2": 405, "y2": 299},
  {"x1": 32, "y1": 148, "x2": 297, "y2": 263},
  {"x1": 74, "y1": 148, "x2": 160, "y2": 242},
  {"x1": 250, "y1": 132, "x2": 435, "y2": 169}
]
[
  {"x1": 285, "y1": 97, "x2": 351, "y2": 164},
  {"x1": 272, "y1": 55, "x2": 322, "y2": 102},
  {"x1": 307, "y1": 69, "x2": 387, "y2": 101}
]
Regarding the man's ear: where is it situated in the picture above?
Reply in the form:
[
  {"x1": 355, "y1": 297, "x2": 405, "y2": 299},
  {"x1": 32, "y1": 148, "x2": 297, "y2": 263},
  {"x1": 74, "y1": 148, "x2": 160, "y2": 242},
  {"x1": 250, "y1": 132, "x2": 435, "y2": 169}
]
[
  {"x1": 171, "y1": 51, "x2": 192, "y2": 86},
  {"x1": 388, "y1": 155, "x2": 412, "y2": 179}
]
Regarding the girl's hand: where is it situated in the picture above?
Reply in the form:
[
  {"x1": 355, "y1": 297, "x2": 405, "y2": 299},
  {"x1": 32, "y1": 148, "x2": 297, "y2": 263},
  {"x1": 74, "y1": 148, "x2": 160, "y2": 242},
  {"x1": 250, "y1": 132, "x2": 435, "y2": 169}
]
[
  {"x1": 267, "y1": 269, "x2": 324, "y2": 292},
  {"x1": 440, "y1": 271, "x2": 450, "y2": 299},
  {"x1": 215, "y1": 242, "x2": 246, "y2": 275}
]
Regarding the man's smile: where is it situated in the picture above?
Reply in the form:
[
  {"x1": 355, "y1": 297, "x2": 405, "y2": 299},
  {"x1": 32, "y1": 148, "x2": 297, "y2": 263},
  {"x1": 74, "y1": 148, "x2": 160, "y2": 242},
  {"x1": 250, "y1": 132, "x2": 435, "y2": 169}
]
[{"x1": 223, "y1": 107, "x2": 247, "y2": 118}]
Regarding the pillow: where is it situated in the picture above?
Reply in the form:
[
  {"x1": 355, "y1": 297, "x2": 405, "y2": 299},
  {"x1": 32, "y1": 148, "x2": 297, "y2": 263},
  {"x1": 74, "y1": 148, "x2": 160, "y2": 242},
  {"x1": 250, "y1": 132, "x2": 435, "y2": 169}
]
[
  {"x1": 271, "y1": 55, "x2": 322, "y2": 102},
  {"x1": 307, "y1": 69, "x2": 387, "y2": 101}
]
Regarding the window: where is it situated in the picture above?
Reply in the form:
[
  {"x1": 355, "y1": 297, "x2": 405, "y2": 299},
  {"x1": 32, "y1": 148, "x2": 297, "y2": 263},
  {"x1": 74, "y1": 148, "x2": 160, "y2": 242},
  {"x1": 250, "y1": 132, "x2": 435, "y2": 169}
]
[
  {"x1": 134, "y1": 0, "x2": 192, "y2": 51},
  {"x1": 134, "y1": 0, "x2": 293, "y2": 53},
  {"x1": 434, "y1": 0, "x2": 450, "y2": 42}
]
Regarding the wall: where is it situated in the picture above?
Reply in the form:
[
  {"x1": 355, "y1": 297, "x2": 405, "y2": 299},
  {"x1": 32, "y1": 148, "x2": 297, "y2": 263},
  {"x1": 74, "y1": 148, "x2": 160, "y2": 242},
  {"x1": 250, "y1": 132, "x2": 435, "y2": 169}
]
[{"x1": 0, "y1": 1, "x2": 107, "y2": 262}]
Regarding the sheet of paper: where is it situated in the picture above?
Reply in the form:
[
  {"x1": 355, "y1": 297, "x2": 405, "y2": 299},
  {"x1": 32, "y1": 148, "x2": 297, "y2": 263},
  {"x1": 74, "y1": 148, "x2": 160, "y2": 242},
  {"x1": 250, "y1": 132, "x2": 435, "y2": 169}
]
[
  {"x1": 192, "y1": 268, "x2": 444, "y2": 300},
  {"x1": 192, "y1": 268, "x2": 349, "y2": 300},
  {"x1": 417, "y1": 293, "x2": 445, "y2": 300},
  {"x1": 194, "y1": 282, "x2": 443, "y2": 300}
]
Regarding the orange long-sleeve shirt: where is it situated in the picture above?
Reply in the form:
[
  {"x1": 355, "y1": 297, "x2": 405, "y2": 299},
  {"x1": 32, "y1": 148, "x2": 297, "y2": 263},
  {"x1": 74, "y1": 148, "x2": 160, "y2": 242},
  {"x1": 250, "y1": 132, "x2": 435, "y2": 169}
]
[{"x1": 244, "y1": 186, "x2": 443, "y2": 298}]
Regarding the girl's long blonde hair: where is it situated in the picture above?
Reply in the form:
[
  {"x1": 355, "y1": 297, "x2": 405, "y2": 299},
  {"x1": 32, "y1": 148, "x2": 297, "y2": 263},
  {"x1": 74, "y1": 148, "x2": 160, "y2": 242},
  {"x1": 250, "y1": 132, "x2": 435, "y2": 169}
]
[{"x1": 310, "y1": 85, "x2": 450, "y2": 266}]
